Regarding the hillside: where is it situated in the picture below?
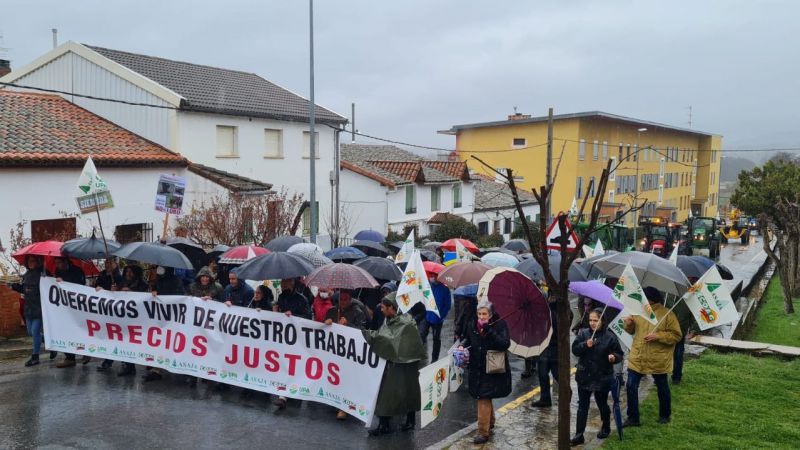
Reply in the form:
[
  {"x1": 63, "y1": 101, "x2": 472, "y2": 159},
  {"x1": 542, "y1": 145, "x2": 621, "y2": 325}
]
[{"x1": 720, "y1": 156, "x2": 756, "y2": 182}]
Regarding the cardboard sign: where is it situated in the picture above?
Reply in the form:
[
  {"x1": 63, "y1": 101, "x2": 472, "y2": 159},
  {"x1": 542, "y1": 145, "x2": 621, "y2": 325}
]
[
  {"x1": 155, "y1": 174, "x2": 187, "y2": 215},
  {"x1": 76, "y1": 190, "x2": 114, "y2": 214}
]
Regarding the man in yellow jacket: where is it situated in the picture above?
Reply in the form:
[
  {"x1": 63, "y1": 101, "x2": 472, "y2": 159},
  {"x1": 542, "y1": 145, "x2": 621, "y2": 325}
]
[{"x1": 622, "y1": 286, "x2": 682, "y2": 427}]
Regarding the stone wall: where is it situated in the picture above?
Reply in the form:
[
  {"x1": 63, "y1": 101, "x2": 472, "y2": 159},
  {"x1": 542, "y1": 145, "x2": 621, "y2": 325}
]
[{"x1": 0, "y1": 285, "x2": 25, "y2": 338}]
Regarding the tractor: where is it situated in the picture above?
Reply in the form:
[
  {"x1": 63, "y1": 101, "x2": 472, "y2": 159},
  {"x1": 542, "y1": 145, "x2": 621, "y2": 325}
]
[
  {"x1": 719, "y1": 208, "x2": 750, "y2": 245},
  {"x1": 686, "y1": 216, "x2": 722, "y2": 259},
  {"x1": 575, "y1": 221, "x2": 634, "y2": 252},
  {"x1": 638, "y1": 216, "x2": 676, "y2": 258}
]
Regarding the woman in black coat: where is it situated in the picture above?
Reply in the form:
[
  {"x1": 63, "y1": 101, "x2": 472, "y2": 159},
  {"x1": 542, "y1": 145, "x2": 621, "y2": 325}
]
[
  {"x1": 461, "y1": 301, "x2": 511, "y2": 444},
  {"x1": 570, "y1": 308, "x2": 624, "y2": 446}
]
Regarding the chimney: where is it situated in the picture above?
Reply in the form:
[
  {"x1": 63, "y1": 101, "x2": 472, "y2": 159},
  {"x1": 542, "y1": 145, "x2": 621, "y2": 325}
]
[
  {"x1": 0, "y1": 59, "x2": 10, "y2": 78},
  {"x1": 507, "y1": 112, "x2": 531, "y2": 121}
]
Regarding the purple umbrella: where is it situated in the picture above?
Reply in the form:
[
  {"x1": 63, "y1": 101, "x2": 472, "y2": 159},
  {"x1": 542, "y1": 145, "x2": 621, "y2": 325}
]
[
  {"x1": 477, "y1": 267, "x2": 552, "y2": 358},
  {"x1": 568, "y1": 281, "x2": 625, "y2": 310}
]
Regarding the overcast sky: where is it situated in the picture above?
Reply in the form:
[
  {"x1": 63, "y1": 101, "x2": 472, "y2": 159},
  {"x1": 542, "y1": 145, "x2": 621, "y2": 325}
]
[{"x1": 3, "y1": 0, "x2": 799, "y2": 162}]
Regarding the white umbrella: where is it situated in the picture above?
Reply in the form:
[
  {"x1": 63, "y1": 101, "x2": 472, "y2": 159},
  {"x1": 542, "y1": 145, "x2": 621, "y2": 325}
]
[{"x1": 590, "y1": 251, "x2": 691, "y2": 297}]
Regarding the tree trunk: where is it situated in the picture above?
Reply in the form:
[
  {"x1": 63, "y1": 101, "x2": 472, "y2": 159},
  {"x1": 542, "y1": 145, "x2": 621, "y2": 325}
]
[{"x1": 556, "y1": 287, "x2": 572, "y2": 450}]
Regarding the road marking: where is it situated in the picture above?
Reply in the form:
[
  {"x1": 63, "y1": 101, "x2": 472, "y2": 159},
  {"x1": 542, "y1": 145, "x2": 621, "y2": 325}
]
[{"x1": 496, "y1": 367, "x2": 577, "y2": 415}]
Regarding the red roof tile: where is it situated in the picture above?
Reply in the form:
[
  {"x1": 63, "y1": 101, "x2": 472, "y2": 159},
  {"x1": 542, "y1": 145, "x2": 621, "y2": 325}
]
[
  {"x1": 369, "y1": 161, "x2": 424, "y2": 183},
  {"x1": 0, "y1": 91, "x2": 186, "y2": 167}
]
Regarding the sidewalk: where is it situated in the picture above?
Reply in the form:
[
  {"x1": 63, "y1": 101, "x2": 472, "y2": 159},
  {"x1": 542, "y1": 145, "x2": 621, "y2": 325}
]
[
  {"x1": 429, "y1": 372, "x2": 653, "y2": 450},
  {"x1": 0, "y1": 336, "x2": 37, "y2": 360}
]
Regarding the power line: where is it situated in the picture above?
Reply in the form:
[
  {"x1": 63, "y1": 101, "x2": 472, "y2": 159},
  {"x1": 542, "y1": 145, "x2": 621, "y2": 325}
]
[{"x1": 0, "y1": 81, "x2": 179, "y2": 110}]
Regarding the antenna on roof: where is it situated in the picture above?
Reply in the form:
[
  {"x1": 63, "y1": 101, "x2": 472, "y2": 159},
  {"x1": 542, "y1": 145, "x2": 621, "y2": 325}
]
[
  {"x1": 687, "y1": 105, "x2": 692, "y2": 128},
  {"x1": 513, "y1": 106, "x2": 518, "y2": 114},
  {"x1": 52, "y1": 28, "x2": 58, "y2": 49}
]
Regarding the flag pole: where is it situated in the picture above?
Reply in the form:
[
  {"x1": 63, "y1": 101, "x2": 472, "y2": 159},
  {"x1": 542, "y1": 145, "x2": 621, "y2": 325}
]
[
  {"x1": 590, "y1": 301, "x2": 610, "y2": 341},
  {"x1": 650, "y1": 294, "x2": 686, "y2": 334},
  {"x1": 93, "y1": 192, "x2": 110, "y2": 261}
]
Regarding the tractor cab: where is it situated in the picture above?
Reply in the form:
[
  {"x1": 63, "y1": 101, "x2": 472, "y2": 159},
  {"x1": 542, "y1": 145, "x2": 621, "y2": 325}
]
[
  {"x1": 638, "y1": 216, "x2": 674, "y2": 258},
  {"x1": 575, "y1": 221, "x2": 634, "y2": 252},
  {"x1": 719, "y1": 208, "x2": 750, "y2": 245},
  {"x1": 687, "y1": 216, "x2": 721, "y2": 259}
]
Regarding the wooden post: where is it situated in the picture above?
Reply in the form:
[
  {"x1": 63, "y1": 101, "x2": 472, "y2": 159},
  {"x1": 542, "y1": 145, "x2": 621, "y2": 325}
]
[
  {"x1": 93, "y1": 192, "x2": 111, "y2": 260},
  {"x1": 161, "y1": 212, "x2": 170, "y2": 243}
]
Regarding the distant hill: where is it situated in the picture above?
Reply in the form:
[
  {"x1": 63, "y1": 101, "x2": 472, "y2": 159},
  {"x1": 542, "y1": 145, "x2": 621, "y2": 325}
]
[{"x1": 720, "y1": 157, "x2": 757, "y2": 182}]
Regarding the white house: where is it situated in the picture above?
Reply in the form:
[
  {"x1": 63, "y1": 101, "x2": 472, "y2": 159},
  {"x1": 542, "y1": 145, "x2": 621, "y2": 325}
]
[
  {"x1": 0, "y1": 42, "x2": 347, "y2": 247},
  {"x1": 339, "y1": 144, "x2": 474, "y2": 238},
  {"x1": 471, "y1": 174, "x2": 540, "y2": 241},
  {"x1": 0, "y1": 90, "x2": 272, "y2": 251}
]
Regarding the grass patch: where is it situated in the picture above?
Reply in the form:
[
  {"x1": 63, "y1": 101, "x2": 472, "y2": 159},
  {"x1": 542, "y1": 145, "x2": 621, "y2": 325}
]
[
  {"x1": 603, "y1": 351, "x2": 800, "y2": 450},
  {"x1": 749, "y1": 275, "x2": 800, "y2": 347}
]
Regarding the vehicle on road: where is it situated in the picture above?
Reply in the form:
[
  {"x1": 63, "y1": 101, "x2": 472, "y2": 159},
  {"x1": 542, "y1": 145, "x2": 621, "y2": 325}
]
[
  {"x1": 575, "y1": 221, "x2": 633, "y2": 252},
  {"x1": 686, "y1": 216, "x2": 721, "y2": 259},
  {"x1": 638, "y1": 216, "x2": 676, "y2": 258},
  {"x1": 719, "y1": 208, "x2": 750, "y2": 245}
]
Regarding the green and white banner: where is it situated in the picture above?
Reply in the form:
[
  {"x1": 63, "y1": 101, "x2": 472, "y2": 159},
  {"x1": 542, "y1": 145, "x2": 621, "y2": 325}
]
[{"x1": 683, "y1": 267, "x2": 739, "y2": 330}]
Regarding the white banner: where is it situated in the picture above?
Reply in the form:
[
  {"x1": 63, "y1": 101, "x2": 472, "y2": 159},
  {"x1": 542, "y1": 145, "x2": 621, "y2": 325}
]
[
  {"x1": 40, "y1": 278, "x2": 385, "y2": 425},
  {"x1": 613, "y1": 263, "x2": 658, "y2": 325},
  {"x1": 683, "y1": 267, "x2": 739, "y2": 330},
  {"x1": 418, "y1": 356, "x2": 451, "y2": 428},
  {"x1": 608, "y1": 310, "x2": 634, "y2": 350}
]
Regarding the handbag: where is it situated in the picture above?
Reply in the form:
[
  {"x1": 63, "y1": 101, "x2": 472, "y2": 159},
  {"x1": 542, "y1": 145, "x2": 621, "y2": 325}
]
[{"x1": 485, "y1": 350, "x2": 506, "y2": 374}]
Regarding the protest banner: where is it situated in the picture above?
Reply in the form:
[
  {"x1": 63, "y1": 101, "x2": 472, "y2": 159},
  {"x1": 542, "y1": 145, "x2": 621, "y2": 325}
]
[
  {"x1": 76, "y1": 190, "x2": 114, "y2": 214},
  {"x1": 39, "y1": 278, "x2": 385, "y2": 425},
  {"x1": 396, "y1": 250, "x2": 440, "y2": 316},
  {"x1": 607, "y1": 310, "x2": 634, "y2": 350},
  {"x1": 613, "y1": 263, "x2": 658, "y2": 324},
  {"x1": 155, "y1": 174, "x2": 187, "y2": 215},
  {"x1": 418, "y1": 356, "x2": 451, "y2": 428},
  {"x1": 394, "y1": 229, "x2": 414, "y2": 264},
  {"x1": 682, "y1": 267, "x2": 739, "y2": 330}
]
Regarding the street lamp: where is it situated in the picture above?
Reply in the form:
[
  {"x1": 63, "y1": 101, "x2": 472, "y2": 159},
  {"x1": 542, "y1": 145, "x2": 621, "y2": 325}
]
[{"x1": 633, "y1": 127, "x2": 647, "y2": 247}]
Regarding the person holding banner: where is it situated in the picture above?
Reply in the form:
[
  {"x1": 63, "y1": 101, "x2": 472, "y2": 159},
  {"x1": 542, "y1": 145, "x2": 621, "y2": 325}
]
[
  {"x1": 248, "y1": 285, "x2": 274, "y2": 311},
  {"x1": 120, "y1": 265, "x2": 149, "y2": 293},
  {"x1": 570, "y1": 309, "x2": 624, "y2": 446},
  {"x1": 222, "y1": 272, "x2": 253, "y2": 307},
  {"x1": 325, "y1": 290, "x2": 367, "y2": 420},
  {"x1": 143, "y1": 267, "x2": 186, "y2": 382},
  {"x1": 95, "y1": 259, "x2": 123, "y2": 291},
  {"x1": 461, "y1": 301, "x2": 511, "y2": 445},
  {"x1": 54, "y1": 256, "x2": 88, "y2": 368},
  {"x1": 189, "y1": 267, "x2": 224, "y2": 301},
  {"x1": 12, "y1": 256, "x2": 46, "y2": 367},
  {"x1": 623, "y1": 287, "x2": 681, "y2": 427},
  {"x1": 273, "y1": 278, "x2": 311, "y2": 409},
  {"x1": 363, "y1": 294, "x2": 427, "y2": 436}
]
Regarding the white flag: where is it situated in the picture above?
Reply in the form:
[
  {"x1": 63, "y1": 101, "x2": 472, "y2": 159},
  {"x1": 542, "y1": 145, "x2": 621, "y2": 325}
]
[
  {"x1": 688, "y1": 209, "x2": 693, "y2": 219},
  {"x1": 668, "y1": 245, "x2": 679, "y2": 265},
  {"x1": 455, "y1": 239, "x2": 474, "y2": 262},
  {"x1": 583, "y1": 245, "x2": 594, "y2": 259},
  {"x1": 395, "y1": 229, "x2": 415, "y2": 264},
  {"x1": 569, "y1": 197, "x2": 578, "y2": 217},
  {"x1": 594, "y1": 239, "x2": 605, "y2": 256},
  {"x1": 418, "y1": 356, "x2": 451, "y2": 428},
  {"x1": 396, "y1": 250, "x2": 440, "y2": 316},
  {"x1": 77, "y1": 157, "x2": 108, "y2": 195},
  {"x1": 682, "y1": 267, "x2": 739, "y2": 330},
  {"x1": 607, "y1": 310, "x2": 634, "y2": 350},
  {"x1": 613, "y1": 263, "x2": 658, "y2": 324}
]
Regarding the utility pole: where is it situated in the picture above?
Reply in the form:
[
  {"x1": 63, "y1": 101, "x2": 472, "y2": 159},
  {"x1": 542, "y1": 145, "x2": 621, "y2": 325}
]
[
  {"x1": 633, "y1": 127, "x2": 647, "y2": 246},
  {"x1": 308, "y1": 0, "x2": 317, "y2": 244},
  {"x1": 546, "y1": 107, "x2": 553, "y2": 223},
  {"x1": 351, "y1": 102, "x2": 356, "y2": 143}
]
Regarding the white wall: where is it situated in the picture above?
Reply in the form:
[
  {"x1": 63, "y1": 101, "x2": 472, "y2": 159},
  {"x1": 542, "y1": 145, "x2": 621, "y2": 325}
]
[
  {"x1": 0, "y1": 167, "x2": 226, "y2": 243},
  {"x1": 338, "y1": 170, "x2": 388, "y2": 240},
  {"x1": 176, "y1": 111, "x2": 335, "y2": 243},
  {"x1": 386, "y1": 182, "x2": 476, "y2": 235},
  {"x1": 471, "y1": 203, "x2": 540, "y2": 241},
  {"x1": 9, "y1": 51, "x2": 173, "y2": 148}
]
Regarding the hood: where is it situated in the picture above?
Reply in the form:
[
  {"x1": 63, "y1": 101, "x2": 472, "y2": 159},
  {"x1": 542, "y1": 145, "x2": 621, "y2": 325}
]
[{"x1": 196, "y1": 266, "x2": 214, "y2": 281}]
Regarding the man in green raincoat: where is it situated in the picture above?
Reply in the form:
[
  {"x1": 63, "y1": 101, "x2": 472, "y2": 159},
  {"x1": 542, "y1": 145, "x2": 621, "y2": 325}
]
[{"x1": 363, "y1": 293, "x2": 427, "y2": 436}]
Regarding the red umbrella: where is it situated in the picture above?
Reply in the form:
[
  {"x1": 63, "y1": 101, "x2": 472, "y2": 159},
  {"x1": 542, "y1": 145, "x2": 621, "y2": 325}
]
[
  {"x1": 440, "y1": 238, "x2": 479, "y2": 254},
  {"x1": 13, "y1": 241, "x2": 99, "y2": 276},
  {"x1": 218, "y1": 245, "x2": 270, "y2": 264},
  {"x1": 422, "y1": 261, "x2": 445, "y2": 276},
  {"x1": 437, "y1": 262, "x2": 493, "y2": 289},
  {"x1": 304, "y1": 263, "x2": 379, "y2": 290},
  {"x1": 477, "y1": 267, "x2": 552, "y2": 358}
]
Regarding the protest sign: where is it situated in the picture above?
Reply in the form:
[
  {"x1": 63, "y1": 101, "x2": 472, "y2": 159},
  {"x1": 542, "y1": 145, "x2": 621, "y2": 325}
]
[
  {"x1": 76, "y1": 190, "x2": 114, "y2": 214},
  {"x1": 40, "y1": 278, "x2": 385, "y2": 425},
  {"x1": 397, "y1": 250, "x2": 440, "y2": 316},
  {"x1": 613, "y1": 263, "x2": 658, "y2": 325},
  {"x1": 77, "y1": 157, "x2": 108, "y2": 195},
  {"x1": 607, "y1": 310, "x2": 634, "y2": 350},
  {"x1": 418, "y1": 356, "x2": 451, "y2": 428},
  {"x1": 155, "y1": 174, "x2": 187, "y2": 215},
  {"x1": 447, "y1": 342, "x2": 463, "y2": 393},
  {"x1": 682, "y1": 267, "x2": 739, "y2": 330},
  {"x1": 394, "y1": 229, "x2": 414, "y2": 264}
]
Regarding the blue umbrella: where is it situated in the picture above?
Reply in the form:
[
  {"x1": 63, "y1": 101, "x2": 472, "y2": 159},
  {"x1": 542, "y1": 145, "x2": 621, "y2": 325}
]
[
  {"x1": 481, "y1": 252, "x2": 520, "y2": 268},
  {"x1": 453, "y1": 283, "x2": 478, "y2": 298},
  {"x1": 325, "y1": 246, "x2": 367, "y2": 262},
  {"x1": 354, "y1": 230, "x2": 386, "y2": 243},
  {"x1": 264, "y1": 235, "x2": 306, "y2": 252},
  {"x1": 611, "y1": 375, "x2": 623, "y2": 440}
]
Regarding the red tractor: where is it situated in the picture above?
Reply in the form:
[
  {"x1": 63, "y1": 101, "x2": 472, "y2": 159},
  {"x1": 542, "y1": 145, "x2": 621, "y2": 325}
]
[{"x1": 638, "y1": 216, "x2": 676, "y2": 258}]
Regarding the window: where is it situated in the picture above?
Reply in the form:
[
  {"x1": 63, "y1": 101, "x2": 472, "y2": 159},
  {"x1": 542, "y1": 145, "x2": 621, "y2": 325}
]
[
  {"x1": 592, "y1": 140, "x2": 599, "y2": 161},
  {"x1": 478, "y1": 221, "x2": 489, "y2": 235},
  {"x1": 589, "y1": 176, "x2": 596, "y2": 198},
  {"x1": 302, "y1": 131, "x2": 320, "y2": 159},
  {"x1": 264, "y1": 129, "x2": 283, "y2": 158},
  {"x1": 216, "y1": 125, "x2": 237, "y2": 157},
  {"x1": 405, "y1": 185, "x2": 417, "y2": 214},
  {"x1": 658, "y1": 185, "x2": 664, "y2": 204},
  {"x1": 504, "y1": 218, "x2": 512, "y2": 234},
  {"x1": 608, "y1": 189, "x2": 615, "y2": 203},
  {"x1": 452, "y1": 184, "x2": 462, "y2": 208},
  {"x1": 495, "y1": 168, "x2": 507, "y2": 183},
  {"x1": 609, "y1": 157, "x2": 617, "y2": 181},
  {"x1": 576, "y1": 176, "x2": 584, "y2": 199},
  {"x1": 114, "y1": 223, "x2": 153, "y2": 244},
  {"x1": 302, "y1": 201, "x2": 320, "y2": 235},
  {"x1": 578, "y1": 139, "x2": 586, "y2": 160},
  {"x1": 633, "y1": 144, "x2": 638, "y2": 162},
  {"x1": 431, "y1": 186, "x2": 441, "y2": 211},
  {"x1": 493, "y1": 220, "x2": 501, "y2": 234},
  {"x1": 618, "y1": 143, "x2": 623, "y2": 160},
  {"x1": 602, "y1": 141, "x2": 608, "y2": 160},
  {"x1": 512, "y1": 137, "x2": 526, "y2": 147},
  {"x1": 659, "y1": 158, "x2": 665, "y2": 177}
]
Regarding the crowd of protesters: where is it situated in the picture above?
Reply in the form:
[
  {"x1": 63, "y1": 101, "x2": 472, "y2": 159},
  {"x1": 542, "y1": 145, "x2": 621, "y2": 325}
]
[{"x1": 10, "y1": 248, "x2": 687, "y2": 444}]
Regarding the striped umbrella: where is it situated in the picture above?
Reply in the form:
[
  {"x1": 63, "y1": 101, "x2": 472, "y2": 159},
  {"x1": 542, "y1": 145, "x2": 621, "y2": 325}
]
[{"x1": 304, "y1": 263, "x2": 379, "y2": 290}]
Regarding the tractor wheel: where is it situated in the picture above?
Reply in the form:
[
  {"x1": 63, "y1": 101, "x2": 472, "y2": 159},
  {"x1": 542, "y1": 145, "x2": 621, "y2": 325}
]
[{"x1": 741, "y1": 232, "x2": 749, "y2": 245}]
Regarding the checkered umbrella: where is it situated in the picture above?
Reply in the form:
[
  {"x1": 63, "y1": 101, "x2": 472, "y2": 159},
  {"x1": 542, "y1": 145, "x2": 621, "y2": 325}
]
[
  {"x1": 288, "y1": 243, "x2": 333, "y2": 268},
  {"x1": 304, "y1": 263, "x2": 379, "y2": 290}
]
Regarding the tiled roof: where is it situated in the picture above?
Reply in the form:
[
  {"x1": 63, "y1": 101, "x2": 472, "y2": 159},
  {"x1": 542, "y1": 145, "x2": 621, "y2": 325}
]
[
  {"x1": 473, "y1": 173, "x2": 538, "y2": 211},
  {"x1": 86, "y1": 45, "x2": 347, "y2": 125},
  {"x1": 428, "y1": 212, "x2": 460, "y2": 224},
  {"x1": 188, "y1": 163, "x2": 273, "y2": 195},
  {"x1": 340, "y1": 143, "x2": 470, "y2": 187},
  {"x1": 0, "y1": 91, "x2": 186, "y2": 167}
]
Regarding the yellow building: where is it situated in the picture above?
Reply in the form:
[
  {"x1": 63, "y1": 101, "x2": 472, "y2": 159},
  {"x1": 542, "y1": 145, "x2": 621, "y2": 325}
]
[{"x1": 441, "y1": 111, "x2": 722, "y2": 226}]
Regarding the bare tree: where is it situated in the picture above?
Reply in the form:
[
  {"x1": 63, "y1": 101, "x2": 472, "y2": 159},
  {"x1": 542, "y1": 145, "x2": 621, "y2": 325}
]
[
  {"x1": 324, "y1": 203, "x2": 358, "y2": 248},
  {"x1": 0, "y1": 221, "x2": 31, "y2": 277}
]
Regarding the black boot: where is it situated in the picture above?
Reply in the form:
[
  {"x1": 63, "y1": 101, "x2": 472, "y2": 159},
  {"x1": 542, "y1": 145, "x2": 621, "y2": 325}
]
[
  {"x1": 118, "y1": 363, "x2": 136, "y2": 377},
  {"x1": 400, "y1": 412, "x2": 415, "y2": 431},
  {"x1": 97, "y1": 359, "x2": 113, "y2": 372},
  {"x1": 368, "y1": 417, "x2": 392, "y2": 436},
  {"x1": 49, "y1": 351, "x2": 57, "y2": 360},
  {"x1": 597, "y1": 422, "x2": 611, "y2": 439},
  {"x1": 25, "y1": 354, "x2": 40, "y2": 367},
  {"x1": 521, "y1": 358, "x2": 535, "y2": 379},
  {"x1": 570, "y1": 434, "x2": 585, "y2": 446}
]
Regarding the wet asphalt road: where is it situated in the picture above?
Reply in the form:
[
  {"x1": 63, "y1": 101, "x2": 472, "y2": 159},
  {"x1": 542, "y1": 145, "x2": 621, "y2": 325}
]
[{"x1": 0, "y1": 237, "x2": 765, "y2": 449}]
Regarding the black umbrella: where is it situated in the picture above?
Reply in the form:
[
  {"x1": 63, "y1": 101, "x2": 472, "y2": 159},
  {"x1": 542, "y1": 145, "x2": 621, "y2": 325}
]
[
  {"x1": 114, "y1": 242, "x2": 193, "y2": 270},
  {"x1": 325, "y1": 247, "x2": 368, "y2": 262},
  {"x1": 352, "y1": 240, "x2": 390, "y2": 257},
  {"x1": 502, "y1": 239, "x2": 530, "y2": 253},
  {"x1": 676, "y1": 255, "x2": 734, "y2": 281},
  {"x1": 166, "y1": 237, "x2": 206, "y2": 270},
  {"x1": 516, "y1": 253, "x2": 588, "y2": 283},
  {"x1": 62, "y1": 233, "x2": 121, "y2": 260},
  {"x1": 387, "y1": 241, "x2": 404, "y2": 252},
  {"x1": 264, "y1": 235, "x2": 306, "y2": 252},
  {"x1": 205, "y1": 244, "x2": 230, "y2": 265},
  {"x1": 419, "y1": 249, "x2": 441, "y2": 263},
  {"x1": 232, "y1": 252, "x2": 315, "y2": 280},
  {"x1": 353, "y1": 256, "x2": 403, "y2": 281}
]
